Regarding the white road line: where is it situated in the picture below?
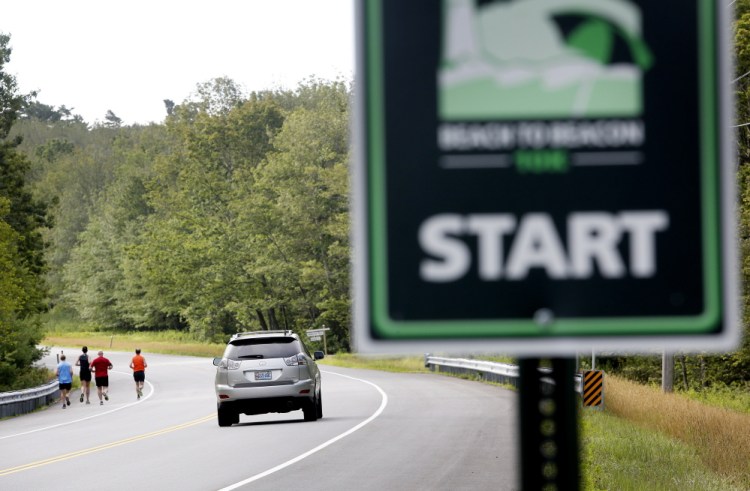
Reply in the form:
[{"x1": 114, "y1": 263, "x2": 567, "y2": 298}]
[
  {"x1": 0, "y1": 371, "x2": 154, "y2": 441},
  {"x1": 218, "y1": 370, "x2": 389, "y2": 491}
]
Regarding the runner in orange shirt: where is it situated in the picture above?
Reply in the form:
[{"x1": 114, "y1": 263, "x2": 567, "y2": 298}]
[{"x1": 129, "y1": 348, "x2": 147, "y2": 399}]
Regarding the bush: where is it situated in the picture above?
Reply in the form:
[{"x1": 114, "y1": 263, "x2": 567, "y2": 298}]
[{"x1": 0, "y1": 365, "x2": 51, "y2": 392}]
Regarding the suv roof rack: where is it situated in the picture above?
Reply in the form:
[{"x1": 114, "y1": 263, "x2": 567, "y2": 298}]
[{"x1": 230, "y1": 330, "x2": 294, "y2": 340}]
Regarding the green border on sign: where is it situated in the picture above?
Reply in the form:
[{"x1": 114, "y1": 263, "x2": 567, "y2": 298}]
[{"x1": 366, "y1": 0, "x2": 722, "y2": 339}]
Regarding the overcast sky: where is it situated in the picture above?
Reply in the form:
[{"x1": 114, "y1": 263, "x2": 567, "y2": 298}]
[{"x1": 2, "y1": 0, "x2": 355, "y2": 125}]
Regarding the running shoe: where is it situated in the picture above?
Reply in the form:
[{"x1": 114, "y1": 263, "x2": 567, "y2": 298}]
[
  {"x1": 100, "y1": 401, "x2": 103, "y2": 405},
  {"x1": 62, "y1": 404, "x2": 66, "y2": 409},
  {"x1": 66, "y1": 397, "x2": 70, "y2": 406},
  {"x1": 80, "y1": 393, "x2": 84, "y2": 403},
  {"x1": 104, "y1": 393, "x2": 109, "y2": 401}
]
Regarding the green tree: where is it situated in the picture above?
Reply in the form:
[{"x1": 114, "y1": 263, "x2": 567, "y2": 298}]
[
  {"x1": 59, "y1": 125, "x2": 174, "y2": 329},
  {"x1": 0, "y1": 34, "x2": 35, "y2": 139},
  {"x1": 13, "y1": 75, "x2": 354, "y2": 352},
  {"x1": 103, "y1": 109, "x2": 122, "y2": 128},
  {"x1": 118, "y1": 79, "x2": 353, "y2": 344},
  {"x1": 0, "y1": 33, "x2": 48, "y2": 389},
  {"x1": 0, "y1": 197, "x2": 47, "y2": 390},
  {"x1": 32, "y1": 137, "x2": 115, "y2": 298},
  {"x1": 192, "y1": 76, "x2": 246, "y2": 116},
  {"x1": 725, "y1": 5, "x2": 750, "y2": 384},
  {"x1": 21, "y1": 102, "x2": 82, "y2": 124},
  {"x1": 234, "y1": 81, "x2": 352, "y2": 350},
  {"x1": 129, "y1": 84, "x2": 286, "y2": 337},
  {"x1": 163, "y1": 99, "x2": 175, "y2": 116},
  {"x1": 0, "y1": 34, "x2": 48, "y2": 304}
]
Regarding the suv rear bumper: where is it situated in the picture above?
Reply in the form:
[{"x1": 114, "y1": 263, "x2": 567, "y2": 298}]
[
  {"x1": 218, "y1": 395, "x2": 313, "y2": 415},
  {"x1": 216, "y1": 378, "x2": 315, "y2": 410}
]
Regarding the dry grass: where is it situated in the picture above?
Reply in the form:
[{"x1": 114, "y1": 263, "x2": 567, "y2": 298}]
[
  {"x1": 605, "y1": 374, "x2": 750, "y2": 487},
  {"x1": 318, "y1": 353, "x2": 429, "y2": 373}
]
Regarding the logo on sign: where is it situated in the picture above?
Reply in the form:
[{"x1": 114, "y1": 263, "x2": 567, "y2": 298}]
[
  {"x1": 437, "y1": 0, "x2": 654, "y2": 173},
  {"x1": 438, "y1": 0, "x2": 653, "y2": 119}
]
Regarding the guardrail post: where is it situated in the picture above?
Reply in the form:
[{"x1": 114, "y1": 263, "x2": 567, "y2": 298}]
[{"x1": 519, "y1": 358, "x2": 579, "y2": 491}]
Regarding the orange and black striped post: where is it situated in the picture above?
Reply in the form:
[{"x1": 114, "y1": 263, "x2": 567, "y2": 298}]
[{"x1": 583, "y1": 370, "x2": 604, "y2": 408}]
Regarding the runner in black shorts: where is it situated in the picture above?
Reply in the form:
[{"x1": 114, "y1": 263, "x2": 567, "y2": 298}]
[
  {"x1": 90, "y1": 351, "x2": 113, "y2": 405},
  {"x1": 129, "y1": 348, "x2": 147, "y2": 399},
  {"x1": 76, "y1": 346, "x2": 92, "y2": 404},
  {"x1": 56, "y1": 354, "x2": 73, "y2": 409}
]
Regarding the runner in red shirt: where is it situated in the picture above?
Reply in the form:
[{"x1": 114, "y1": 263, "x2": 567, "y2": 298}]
[{"x1": 90, "y1": 351, "x2": 113, "y2": 405}]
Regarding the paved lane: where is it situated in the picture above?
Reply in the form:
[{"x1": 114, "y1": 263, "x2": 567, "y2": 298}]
[{"x1": 0, "y1": 350, "x2": 518, "y2": 490}]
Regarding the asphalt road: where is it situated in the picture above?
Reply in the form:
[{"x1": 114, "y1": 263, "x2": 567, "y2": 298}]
[{"x1": 0, "y1": 349, "x2": 519, "y2": 490}]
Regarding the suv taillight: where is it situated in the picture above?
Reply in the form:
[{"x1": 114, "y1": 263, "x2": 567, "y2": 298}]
[
  {"x1": 283, "y1": 353, "x2": 307, "y2": 366},
  {"x1": 219, "y1": 358, "x2": 241, "y2": 370}
]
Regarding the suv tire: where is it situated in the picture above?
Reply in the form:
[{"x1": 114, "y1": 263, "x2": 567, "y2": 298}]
[
  {"x1": 218, "y1": 403, "x2": 239, "y2": 427},
  {"x1": 303, "y1": 397, "x2": 319, "y2": 421},
  {"x1": 316, "y1": 392, "x2": 323, "y2": 419}
]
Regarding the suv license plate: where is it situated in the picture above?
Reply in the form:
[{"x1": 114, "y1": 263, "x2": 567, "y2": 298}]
[{"x1": 254, "y1": 370, "x2": 272, "y2": 381}]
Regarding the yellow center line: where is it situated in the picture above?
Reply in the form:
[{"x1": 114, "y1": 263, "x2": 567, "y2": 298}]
[{"x1": 0, "y1": 414, "x2": 215, "y2": 477}]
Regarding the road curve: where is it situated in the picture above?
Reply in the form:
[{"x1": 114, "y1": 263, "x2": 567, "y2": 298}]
[{"x1": 0, "y1": 350, "x2": 518, "y2": 490}]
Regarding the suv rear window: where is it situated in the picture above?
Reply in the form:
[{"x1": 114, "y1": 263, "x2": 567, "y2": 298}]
[{"x1": 225, "y1": 337, "x2": 301, "y2": 359}]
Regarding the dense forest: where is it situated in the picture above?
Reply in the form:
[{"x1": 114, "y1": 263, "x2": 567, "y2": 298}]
[
  {"x1": 0, "y1": 40, "x2": 351, "y2": 389},
  {"x1": 25, "y1": 77, "x2": 351, "y2": 344},
  {"x1": 15, "y1": 77, "x2": 351, "y2": 346},
  {"x1": 2, "y1": 3, "x2": 750, "y2": 391}
]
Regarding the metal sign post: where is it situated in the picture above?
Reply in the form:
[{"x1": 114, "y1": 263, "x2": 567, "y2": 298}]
[
  {"x1": 306, "y1": 327, "x2": 331, "y2": 355},
  {"x1": 519, "y1": 358, "x2": 578, "y2": 490}
]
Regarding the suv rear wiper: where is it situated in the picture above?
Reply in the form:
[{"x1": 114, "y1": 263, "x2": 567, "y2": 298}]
[{"x1": 238, "y1": 355, "x2": 264, "y2": 359}]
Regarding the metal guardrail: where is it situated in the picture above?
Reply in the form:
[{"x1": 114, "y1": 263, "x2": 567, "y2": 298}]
[
  {"x1": 424, "y1": 355, "x2": 583, "y2": 394},
  {"x1": 0, "y1": 355, "x2": 582, "y2": 418},
  {"x1": 0, "y1": 380, "x2": 59, "y2": 418}
]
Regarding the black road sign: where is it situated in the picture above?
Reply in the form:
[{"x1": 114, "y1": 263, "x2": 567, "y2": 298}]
[{"x1": 353, "y1": 0, "x2": 738, "y2": 353}]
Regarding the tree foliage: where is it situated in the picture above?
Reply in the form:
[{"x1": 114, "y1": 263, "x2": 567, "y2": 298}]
[
  {"x1": 0, "y1": 34, "x2": 36, "y2": 139},
  {"x1": 103, "y1": 110, "x2": 123, "y2": 128},
  {"x1": 724, "y1": 1, "x2": 750, "y2": 385},
  {"x1": 21, "y1": 102, "x2": 83, "y2": 124},
  {"x1": 20, "y1": 77, "x2": 353, "y2": 351},
  {"x1": 0, "y1": 199, "x2": 47, "y2": 390},
  {"x1": 0, "y1": 33, "x2": 48, "y2": 389}
]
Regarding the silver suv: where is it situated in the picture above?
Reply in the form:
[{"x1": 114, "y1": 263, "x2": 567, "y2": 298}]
[{"x1": 212, "y1": 330, "x2": 324, "y2": 427}]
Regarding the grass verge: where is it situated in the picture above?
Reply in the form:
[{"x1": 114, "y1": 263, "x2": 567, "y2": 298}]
[
  {"x1": 318, "y1": 353, "x2": 430, "y2": 373},
  {"x1": 681, "y1": 384, "x2": 750, "y2": 414},
  {"x1": 43, "y1": 331, "x2": 225, "y2": 358},
  {"x1": 581, "y1": 410, "x2": 744, "y2": 491},
  {"x1": 594, "y1": 375, "x2": 750, "y2": 489}
]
